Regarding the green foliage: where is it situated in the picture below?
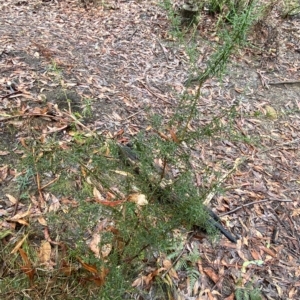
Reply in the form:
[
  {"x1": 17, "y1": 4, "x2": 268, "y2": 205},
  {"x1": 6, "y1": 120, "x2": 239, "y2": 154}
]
[
  {"x1": 282, "y1": 0, "x2": 300, "y2": 17},
  {"x1": 82, "y1": 97, "x2": 93, "y2": 118},
  {"x1": 235, "y1": 286, "x2": 263, "y2": 300},
  {"x1": 15, "y1": 168, "x2": 35, "y2": 195}
]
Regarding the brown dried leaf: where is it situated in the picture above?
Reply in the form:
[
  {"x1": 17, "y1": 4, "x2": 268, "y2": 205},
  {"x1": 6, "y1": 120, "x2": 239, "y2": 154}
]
[
  {"x1": 93, "y1": 186, "x2": 104, "y2": 200},
  {"x1": 6, "y1": 194, "x2": 17, "y2": 205},
  {"x1": 15, "y1": 219, "x2": 29, "y2": 226},
  {"x1": 203, "y1": 267, "x2": 219, "y2": 284},
  {"x1": 0, "y1": 165, "x2": 9, "y2": 181},
  {"x1": 9, "y1": 210, "x2": 30, "y2": 221},
  {"x1": 92, "y1": 267, "x2": 109, "y2": 287},
  {"x1": 291, "y1": 208, "x2": 300, "y2": 217},
  {"x1": 128, "y1": 193, "x2": 148, "y2": 206},
  {"x1": 132, "y1": 277, "x2": 143, "y2": 287},
  {"x1": 250, "y1": 249, "x2": 261, "y2": 260},
  {"x1": 39, "y1": 241, "x2": 51, "y2": 264},
  {"x1": 162, "y1": 259, "x2": 178, "y2": 279},
  {"x1": 49, "y1": 194, "x2": 60, "y2": 212},
  {"x1": 38, "y1": 217, "x2": 48, "y2": 226},
  {"x1": 19, "y1": 248, "x2": 35, "y2": 285},
  {"x1": 265, "y1": 105, "x2": 278, "y2": 119},
  {"x1": 101, "y1": 244, "x2": 112, "y2": 258},
  {"x1": 170, "y1": 129, "x2": 180, "y2": 143},
  {"x1": 61, "y1": 260, "x2": 73, "y2": 276},
  {"x1": 77, "y1": 258, "x2": 98, "y2": 274},
  {"x1": 0, "y1": 151, "x2": 9, "y2": 156},
  {"x1": 89, "y1": 232, "x2": 101, "y2": 258}
]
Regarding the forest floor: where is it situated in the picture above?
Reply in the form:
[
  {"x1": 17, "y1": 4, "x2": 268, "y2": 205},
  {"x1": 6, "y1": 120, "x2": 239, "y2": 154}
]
[{"x1": 0, "y1": 0, "x2": 300, "y2": 299}]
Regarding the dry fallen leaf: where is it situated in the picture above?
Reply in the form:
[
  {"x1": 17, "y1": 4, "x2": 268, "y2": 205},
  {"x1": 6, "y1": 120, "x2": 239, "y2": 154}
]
[
  {"x1": 203, "y1": 267, "x2": 219, "y2": 284},
  {"x1": 38, "y1": 217, "x2": 48, "y2": 226},
  {"x1": 89, "y1": 232, "x2": 101, "y2": 258},
  {"x1": 92, "y1": 267, "x2": 109, "y2": 287},
  {"x1": 101, "y1": 243, "x2": 112, "y2": 258},
  {"x1": 39, "y1": 241, "x2": 51, "y2": 264},
  {"x1": 162, "y1": 259, "x2": 178, "y2": 279},
  {"x1": 265, "y1": 105, "x2": 277, "y2": 119},
  {"x1": 0, "y1": 151, "x2": 9, "y2": 156},
  {"x1": 0, "y1": 165, "x2": 9, "y2": 181},
  {"x1": 291, "y1": 208, "x2": 300, "y2": 217},
  {"x1": 93, "y1": 186, "x2": 104, "y2": 200},
  {"x1": 19, "y1": 248, "x2": 35, "y2": 285},
  {"x1": 77, "y1": 257, "x2": 98, "y2": 274},
  {"x1": 61, "y1": 260, "x2": 73, "y2": 276},
  {"x1": 6, "y1": 194, "x2": 17, "y2": 205},
  {"x1": 11, "y1": 234, "x2": 29, "y2": 254},
  {"x1": 128, "y1": 193, "x2": 148, "y2": 206},
  {"x1": 49, "y1": 194, "x2": 60, "y2": 212},
  {"x1": 15, "y1": 219, "x2": 29, "y2": 226},
  {"x1": 9, "y1": 210, "x2": 31, "y2": 221}
]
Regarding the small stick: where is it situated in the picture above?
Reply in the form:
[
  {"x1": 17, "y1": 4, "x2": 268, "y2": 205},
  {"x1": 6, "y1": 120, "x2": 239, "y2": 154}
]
[
  {"x1": 203, "y1": 157, "x2": 245, "y2": 205},
  {"x1": 219, "y1": 198, "x2": 292, "y2": 217},
  {"x1": 122, "y1": 109, "x2": 145, "y2": 121},
  {"x1": 137, "y1": 79, "x2": 173, "y2": 105},
  {"x1": 161, "y1": 233, "x2": 195, "y2": 279},
  {"x1": 156, "y1": 39, "x2": 169, "y2": 63},
  {"x1": 258, "y1": 138, "x2": 300, "y2": 154},
  {"x1": 62, "y1": 111, "x2": 97, "y2": 136},
  {"x1": 0, "y1": 91, "x2": 22, "y2": 99},
  {"x1": 0, "y1": 113, "x2": 63, "y2": 122},
  {"x1": 40, "y1": 175, "x2": 60, "y2": 190},
  {"x1": 269, "y1": 80, "x2": 300, "y2": 86}
]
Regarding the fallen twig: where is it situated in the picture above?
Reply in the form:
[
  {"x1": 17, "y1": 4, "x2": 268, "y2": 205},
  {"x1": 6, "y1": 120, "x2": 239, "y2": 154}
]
[
  {"x1": 40, "y1": 175, "x2": 60, "y2": 190},
  {"x1": 269, "y1": 80, "x2": 300, "y2": 86},
  {"x1": 137, "y1": 79, "x2": 173, "y2": 105},
  {"x1": 203, "y1": 157, "x2": 245, "y2": 206},
  {"x1": 62, "y1": 111, "x2": 97, "y2": 136},
  {"x1": 161, "y1": 233, "x2": 195, "y2": 279},
  {"x1": 219, "y1": 198, "x2": 292, "y2": 217},
  {"x1": 0, "y1": 113, "x2": 63, "y2": 122},
  {"x1": 258, "y1": 138, "x2": 300, "y2": 154},
  {"x1": 0, "y1": 91, "x2": 22, "y2": 99},
  {"x1": 156, "y1": 39, "x2": 169, "y2": 63},
  {"x1": 122, "y1": 109, "x2": 145, "y2": 121}
]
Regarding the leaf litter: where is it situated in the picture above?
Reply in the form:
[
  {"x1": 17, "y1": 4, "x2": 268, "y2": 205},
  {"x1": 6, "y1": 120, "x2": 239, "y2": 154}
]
[{"x1": 0, "y1": 0, "x2": 299, "y2": 299}]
